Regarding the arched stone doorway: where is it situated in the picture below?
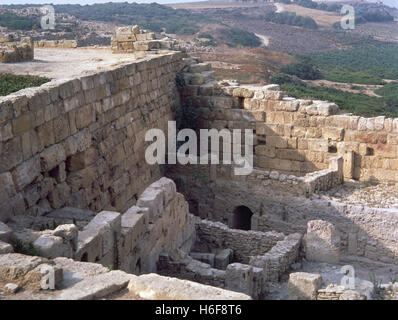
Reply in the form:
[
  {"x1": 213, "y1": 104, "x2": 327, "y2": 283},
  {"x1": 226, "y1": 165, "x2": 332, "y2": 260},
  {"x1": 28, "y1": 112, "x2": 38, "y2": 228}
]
[{"x1": 232, "y1": 206, "x2": 253, "y2": 230}]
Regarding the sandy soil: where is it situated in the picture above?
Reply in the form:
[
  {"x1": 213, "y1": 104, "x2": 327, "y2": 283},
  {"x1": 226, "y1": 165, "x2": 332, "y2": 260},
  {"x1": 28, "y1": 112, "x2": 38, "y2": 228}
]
[
  {"x1": 0, "y1": 48, "x2": 141, "y2": 80},
  {"x1": 282, "y1": 4, "x2": 342, "y2": 27}
]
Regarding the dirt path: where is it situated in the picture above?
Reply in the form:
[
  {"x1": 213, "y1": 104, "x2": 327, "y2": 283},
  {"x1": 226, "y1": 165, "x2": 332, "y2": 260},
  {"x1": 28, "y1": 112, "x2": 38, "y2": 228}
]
[
  {"x1": 274, "y1": 3, "x2": 284, "y2": 13},
  {"x1": 255, "y1": 33, "x2": 270, "y2": 47},
  {"x1": 305, "y1": 79, "x2": 385, "y2": 97}
]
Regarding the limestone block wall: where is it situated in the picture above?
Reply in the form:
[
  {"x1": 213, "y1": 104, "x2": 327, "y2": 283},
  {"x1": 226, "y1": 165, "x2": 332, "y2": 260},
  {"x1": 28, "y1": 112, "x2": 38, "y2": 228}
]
[
  {"x1": 0, "y1": 37, "x2": 34, "y2": 63},
  {"x1": 196, "y1": 219, "x2": 301, "y2": 284},
  {"x1": 249, "y1": 233, "x2": 302, "y2": 282},
  {"x1": 0, "y1": 51, "x2": 185, "y2": 222},
  {"x1": 168, "y1": 167, "x2": 398, "y2": 264},
  {"x1": 195, "y1": 219, "x2": 285, "y2": 264},
  {"x1": 30, "y1": 178, "x2": 196, "y2": 275},
  {"x1": 180, "y1": 59, "x2": 398, "y2": 182},
  {"x1": 111, "y1": 25, "x2": 179, "y2": 53},
  {"x1": 158, "y1": 219, "x2": 301, "y2": 298}
]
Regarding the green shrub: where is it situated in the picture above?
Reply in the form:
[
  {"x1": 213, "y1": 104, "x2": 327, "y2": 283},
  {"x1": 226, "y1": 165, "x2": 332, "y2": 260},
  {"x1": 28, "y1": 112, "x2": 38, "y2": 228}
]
[
  {"x1": 0, "y1": 73, "x2": 51, "y2": 96},
  {"x1": 302, "y1": 44, "x2": 398, "y2": 80},
  {"x1": 220, "y1": 28, "x2": 262, "y2": 48},
  {"x1": 325, "y1": 69, "x2": 385, "y2": 85},
  {"x1": 0, "y1": 12, "x2": 39, "y2": 30},
  {"x1": 280, "y1": 61, "x2": 322, "y2": 80},
  {"x1": 270, "y1": 73, "x2": 306, "y2": 86}
]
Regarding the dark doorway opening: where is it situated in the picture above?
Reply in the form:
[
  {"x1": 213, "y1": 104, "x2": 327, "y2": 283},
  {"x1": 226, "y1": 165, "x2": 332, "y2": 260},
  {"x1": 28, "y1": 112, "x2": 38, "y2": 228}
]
[{"x1": 232, "y1": 206, "x2": 253, "y2": 230}]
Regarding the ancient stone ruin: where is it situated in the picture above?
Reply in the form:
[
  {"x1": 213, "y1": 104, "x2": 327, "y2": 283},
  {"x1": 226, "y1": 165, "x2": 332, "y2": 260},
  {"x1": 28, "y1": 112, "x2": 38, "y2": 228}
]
[
  {"x1": 111, "y1": 25, "x2": 182, "y2": 54},
  {"x1": 0, "y1": 35, "x2": 34, "y2": 63},
  {"x1": 1, "y1": 25, "x2": 398, "y2": 300}
]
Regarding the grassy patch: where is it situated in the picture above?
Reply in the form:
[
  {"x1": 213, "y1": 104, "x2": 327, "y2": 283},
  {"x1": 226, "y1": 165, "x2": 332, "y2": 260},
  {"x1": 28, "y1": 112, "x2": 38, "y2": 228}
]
[
  {"x1": 325, "y1": 69, "x2": 385, "y2": 85},
  {"x1": 0, "y1": 73, "x2": 51, "y2": 96},
  {"x1": 374, "y1": 82, "x2": 398, "y2": 98},
  {"x1": 303, "y1": 43, "x2": 398, "y2": 80}
]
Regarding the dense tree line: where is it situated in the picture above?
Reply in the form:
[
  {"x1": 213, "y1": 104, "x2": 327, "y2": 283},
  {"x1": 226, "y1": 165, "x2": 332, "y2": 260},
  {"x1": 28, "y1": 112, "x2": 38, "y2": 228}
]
[{"x1": 0, "y1": 12, "x2": 39, "y2": 30}]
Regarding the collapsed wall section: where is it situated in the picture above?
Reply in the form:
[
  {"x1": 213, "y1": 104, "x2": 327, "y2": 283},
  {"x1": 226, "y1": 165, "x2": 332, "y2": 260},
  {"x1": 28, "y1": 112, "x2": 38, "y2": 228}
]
[{"x1": 0, "y1": 51, "x2": 185, "y2": 222}]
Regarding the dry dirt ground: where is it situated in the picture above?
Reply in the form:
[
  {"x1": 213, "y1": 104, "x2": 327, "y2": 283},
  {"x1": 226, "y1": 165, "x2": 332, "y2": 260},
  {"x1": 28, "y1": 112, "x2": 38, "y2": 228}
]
[
  {"x1": 193, "y1": 46, "x2": 295, "y2": 84},
  {"x1": 0, "y1": 48, "x2": 141, "y2": 80},
  {"x1": 281, "y1": 4, "x2": 342, "y2": 27}
]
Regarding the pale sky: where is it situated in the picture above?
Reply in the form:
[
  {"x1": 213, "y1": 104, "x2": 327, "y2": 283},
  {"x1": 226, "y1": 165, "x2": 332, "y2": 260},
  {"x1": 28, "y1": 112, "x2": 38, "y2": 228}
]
[
  {"x1": 0, "y1": 0, "x2": 206, "y2": 4},
  {"x1": 0, "y1": 0, "x2": 396, "y2": 8}
]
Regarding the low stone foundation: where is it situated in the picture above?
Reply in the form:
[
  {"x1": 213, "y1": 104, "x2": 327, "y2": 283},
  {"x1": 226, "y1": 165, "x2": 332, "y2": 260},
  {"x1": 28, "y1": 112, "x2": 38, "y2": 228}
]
[
  {"x1": 0, "y1": 36, "x2": 34, "y2": 63},
  {"x1": 111, "y1": 25, "x2": 180, "y2": 53},
  {"x1": 34, "y1": 40, "x2": 78, "y2": 49}
]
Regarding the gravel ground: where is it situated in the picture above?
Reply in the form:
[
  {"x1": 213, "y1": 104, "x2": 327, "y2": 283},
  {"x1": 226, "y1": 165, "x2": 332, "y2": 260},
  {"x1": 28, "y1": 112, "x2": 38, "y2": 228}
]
[{"x1": 318, "y1": 180, "x2": 398, "y2": 209}]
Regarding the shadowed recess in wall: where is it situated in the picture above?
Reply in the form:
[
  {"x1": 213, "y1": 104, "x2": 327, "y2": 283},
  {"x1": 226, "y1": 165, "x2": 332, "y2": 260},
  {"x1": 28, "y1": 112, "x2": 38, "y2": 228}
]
[{"x1": 232, "y1": 205, "x2": 254, "y2": 231}]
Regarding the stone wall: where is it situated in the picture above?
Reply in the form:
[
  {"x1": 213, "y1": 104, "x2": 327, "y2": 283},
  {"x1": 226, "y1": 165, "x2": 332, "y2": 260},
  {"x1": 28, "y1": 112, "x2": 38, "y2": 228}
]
[
  {"x1": 34, "y1": 40, "x2": 78, "y2": 49},
  {"x1": 179, "y1": 58, "x2": 398, "y2": 182},
  {"x1": 111, "y1": 25, "x2": 180, "y2": 54},
  {"x1": 0, "y1": 253, "x2": 250, "y2": 300},
  {"x1": 0, "y1": 51, "x2": 185, "y2": 222},
  {"x1": 158, "y1": 219, "x2": 301, "y2": 298},
  {"x1": 195, "y1": 219, "x2": 285, "y2": 263},
  {"x1": 10, "y1": 178, "x2": 196, "y2": 275},
  {"x1": 170, "y1": 170, "x2": 398, "y2": 264},
  {"x1": 250, "y1": 233, "x2": 302, "y2": 282},
  {"x1": 0, "y1": 37, "x2": 34, "y2": 63}
]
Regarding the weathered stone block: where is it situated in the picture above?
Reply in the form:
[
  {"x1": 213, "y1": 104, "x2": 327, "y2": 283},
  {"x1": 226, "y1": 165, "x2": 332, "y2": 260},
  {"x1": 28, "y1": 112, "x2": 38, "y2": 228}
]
[
  {"x1": 0, "y1": 240, "x2": 14, "y2": 254},
  {"x1": 33, "y1": 234, "x2": 73, "y2": 259},
  {"x1": 288, "y1": 272, "x2": 322, "y2": 300},
  {"x1": 12, "y1": 156, "x2": 40, "y2": 191},
  {"x1": 215, "y1": 248, "x2": 233, "y2": 270}
]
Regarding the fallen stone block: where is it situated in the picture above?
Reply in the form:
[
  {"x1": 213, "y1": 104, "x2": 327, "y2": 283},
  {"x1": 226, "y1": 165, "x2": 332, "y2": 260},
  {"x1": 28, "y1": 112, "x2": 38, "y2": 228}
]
[
  {"x1": 215, "y1": 248, "x2": 233, "y2": 270},
  {"x1": 52, "y1": 224, "x2": 78, "y2": 250},
  {"x1": 127, "y1": 273, "x2": 251, "y2": 300},
  {"x1": 0, "y1": 253, "x2": 48, "y2": 282},
  {"x1": 0, "y1": 221, "x2": 13, "y2": 243},
  {"x1": 0, "y1": 240, "x2": 14, "y2": 254},
  {"x1": 4, "y1": 283, "x2": 19, "y2": 294},
  {"x1": 58, "y1": 270, "x2": 133, "y2": 300},
  {"x1": 189, "y1": 252, "x2": 215, "y2": 267},
  {"x1": 33, "y1": 234, "x2": 73, "y2": 259},
  {"x1": 288, "y1": 272, "x2": 322, "y2": 300}
]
